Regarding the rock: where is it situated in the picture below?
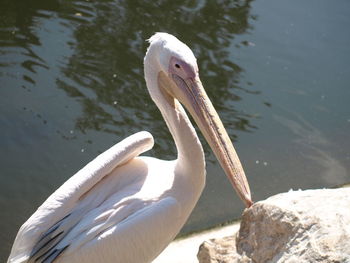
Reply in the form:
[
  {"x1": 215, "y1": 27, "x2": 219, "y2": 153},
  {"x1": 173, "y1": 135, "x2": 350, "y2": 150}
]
[
  {"x1": 198, "y1": 236, "x2": 238, "y2": 263},
  {"x1": 197, "y1": 188, "x2": 350, "y2": 263}
]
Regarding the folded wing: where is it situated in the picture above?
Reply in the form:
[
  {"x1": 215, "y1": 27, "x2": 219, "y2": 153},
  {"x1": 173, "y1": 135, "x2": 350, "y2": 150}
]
[{"x1": 8, "y1": 131, "x2": 154, "y2": 263}]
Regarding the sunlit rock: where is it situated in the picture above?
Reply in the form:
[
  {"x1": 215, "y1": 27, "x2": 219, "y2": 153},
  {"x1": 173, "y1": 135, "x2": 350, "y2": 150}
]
[{"x1": 197, "y1": 188, "x2": 350, "y2": 263}]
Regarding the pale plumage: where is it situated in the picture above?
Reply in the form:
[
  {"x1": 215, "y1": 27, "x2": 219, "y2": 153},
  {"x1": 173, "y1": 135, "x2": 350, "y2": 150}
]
[{"x1": 8, "y1": 33, "x2": 252, "y2": 263}]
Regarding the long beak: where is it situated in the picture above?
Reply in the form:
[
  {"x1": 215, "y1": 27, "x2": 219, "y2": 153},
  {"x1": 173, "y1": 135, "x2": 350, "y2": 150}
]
[{"x1": 166, "y1": 73, "x2": 253, "y2": 207}]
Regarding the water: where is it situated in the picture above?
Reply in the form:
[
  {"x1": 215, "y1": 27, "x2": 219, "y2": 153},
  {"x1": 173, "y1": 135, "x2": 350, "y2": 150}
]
[{"x1": 1, "y1": 0, "x2": 349, "y2": 260}]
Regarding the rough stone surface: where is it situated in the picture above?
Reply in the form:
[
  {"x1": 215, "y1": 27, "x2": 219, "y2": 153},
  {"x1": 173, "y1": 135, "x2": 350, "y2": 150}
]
[{"x1": 197, "y1": 188, "x2": 350, "y2": 263}]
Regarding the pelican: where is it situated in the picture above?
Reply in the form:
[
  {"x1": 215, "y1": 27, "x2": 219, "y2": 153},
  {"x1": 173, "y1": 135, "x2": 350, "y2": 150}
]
[{"x1": 8, "y1": 32, "x2": 252, "y2": 263}]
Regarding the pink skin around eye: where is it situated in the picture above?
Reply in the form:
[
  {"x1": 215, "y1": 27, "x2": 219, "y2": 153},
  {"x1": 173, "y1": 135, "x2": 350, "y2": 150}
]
[{"x1": 169, "y1": 56, "x2": 197, "y2": 80}]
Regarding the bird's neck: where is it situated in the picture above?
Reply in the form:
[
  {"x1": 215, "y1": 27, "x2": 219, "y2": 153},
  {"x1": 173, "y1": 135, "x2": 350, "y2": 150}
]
[
  {"x1": 161, "y1": 96, "x2": 206, "y2": 199},
  {"x1": 163, "y1": 99, "x2": 206, "y2": 212},
  {"x1": 169, "y1": 100, "x2": 206, "y2": 179}
]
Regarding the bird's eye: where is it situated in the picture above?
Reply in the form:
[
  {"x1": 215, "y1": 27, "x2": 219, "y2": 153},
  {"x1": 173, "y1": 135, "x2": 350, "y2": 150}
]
[{"x1": 175, "y1": 63, "x2": 181, "y2": 69}]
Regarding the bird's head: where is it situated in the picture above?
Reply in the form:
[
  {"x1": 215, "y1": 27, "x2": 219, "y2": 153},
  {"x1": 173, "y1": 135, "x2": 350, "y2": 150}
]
[{"x1": 147, "y1": 32, "x2": 198, "y2": 80}]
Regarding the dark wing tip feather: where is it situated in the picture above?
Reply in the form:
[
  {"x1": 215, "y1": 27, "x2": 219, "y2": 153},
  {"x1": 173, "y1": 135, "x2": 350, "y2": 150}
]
[{"x1": 28, "y1": 213, "x2": 74, "y2": 263}]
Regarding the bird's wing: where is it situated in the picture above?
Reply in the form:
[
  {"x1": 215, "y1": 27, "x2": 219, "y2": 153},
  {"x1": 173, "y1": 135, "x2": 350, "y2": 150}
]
[
  {"x1": 8, "y1": 131, "x2": 154, "y2": 263},
  {"x1": 53, "y1": 196, "x2": 181, "y2": 263}
]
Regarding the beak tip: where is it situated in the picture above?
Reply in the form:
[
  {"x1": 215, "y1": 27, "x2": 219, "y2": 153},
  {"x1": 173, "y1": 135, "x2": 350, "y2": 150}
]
[
  {"x1": 245, "y1": 199, "x2": 254, "y2": 208},
  {"x1": 242, "y1": 193, "x2": 253, "y2": 208}
]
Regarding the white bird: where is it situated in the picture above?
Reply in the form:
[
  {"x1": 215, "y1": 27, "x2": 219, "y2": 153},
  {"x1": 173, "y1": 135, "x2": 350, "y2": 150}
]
[{"x1": 8, "y1": 32, "x2": 252, "y2": 263}]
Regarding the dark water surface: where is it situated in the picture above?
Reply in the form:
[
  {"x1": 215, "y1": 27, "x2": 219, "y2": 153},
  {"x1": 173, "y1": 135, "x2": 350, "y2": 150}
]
[{"x1": 1, "y1": 0, "x2": 350, "y2": 260}]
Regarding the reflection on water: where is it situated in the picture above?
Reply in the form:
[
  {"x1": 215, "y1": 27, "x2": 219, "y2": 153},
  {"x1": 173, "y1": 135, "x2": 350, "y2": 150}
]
[
  {"x1": 56, "y1": 0, "x2": 258, "y2": 159},
  {"x1": 1, "y1": 0, "x2": 350, "y2": 261},
  {"x1": 274, "y1": 110, "x2": 347, "y2": 185}
]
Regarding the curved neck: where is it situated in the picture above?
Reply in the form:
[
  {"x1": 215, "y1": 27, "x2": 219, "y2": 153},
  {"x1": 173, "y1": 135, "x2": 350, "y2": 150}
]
[{"x1": 167, "y1": 100, "x2": 206, "y2": 177}]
